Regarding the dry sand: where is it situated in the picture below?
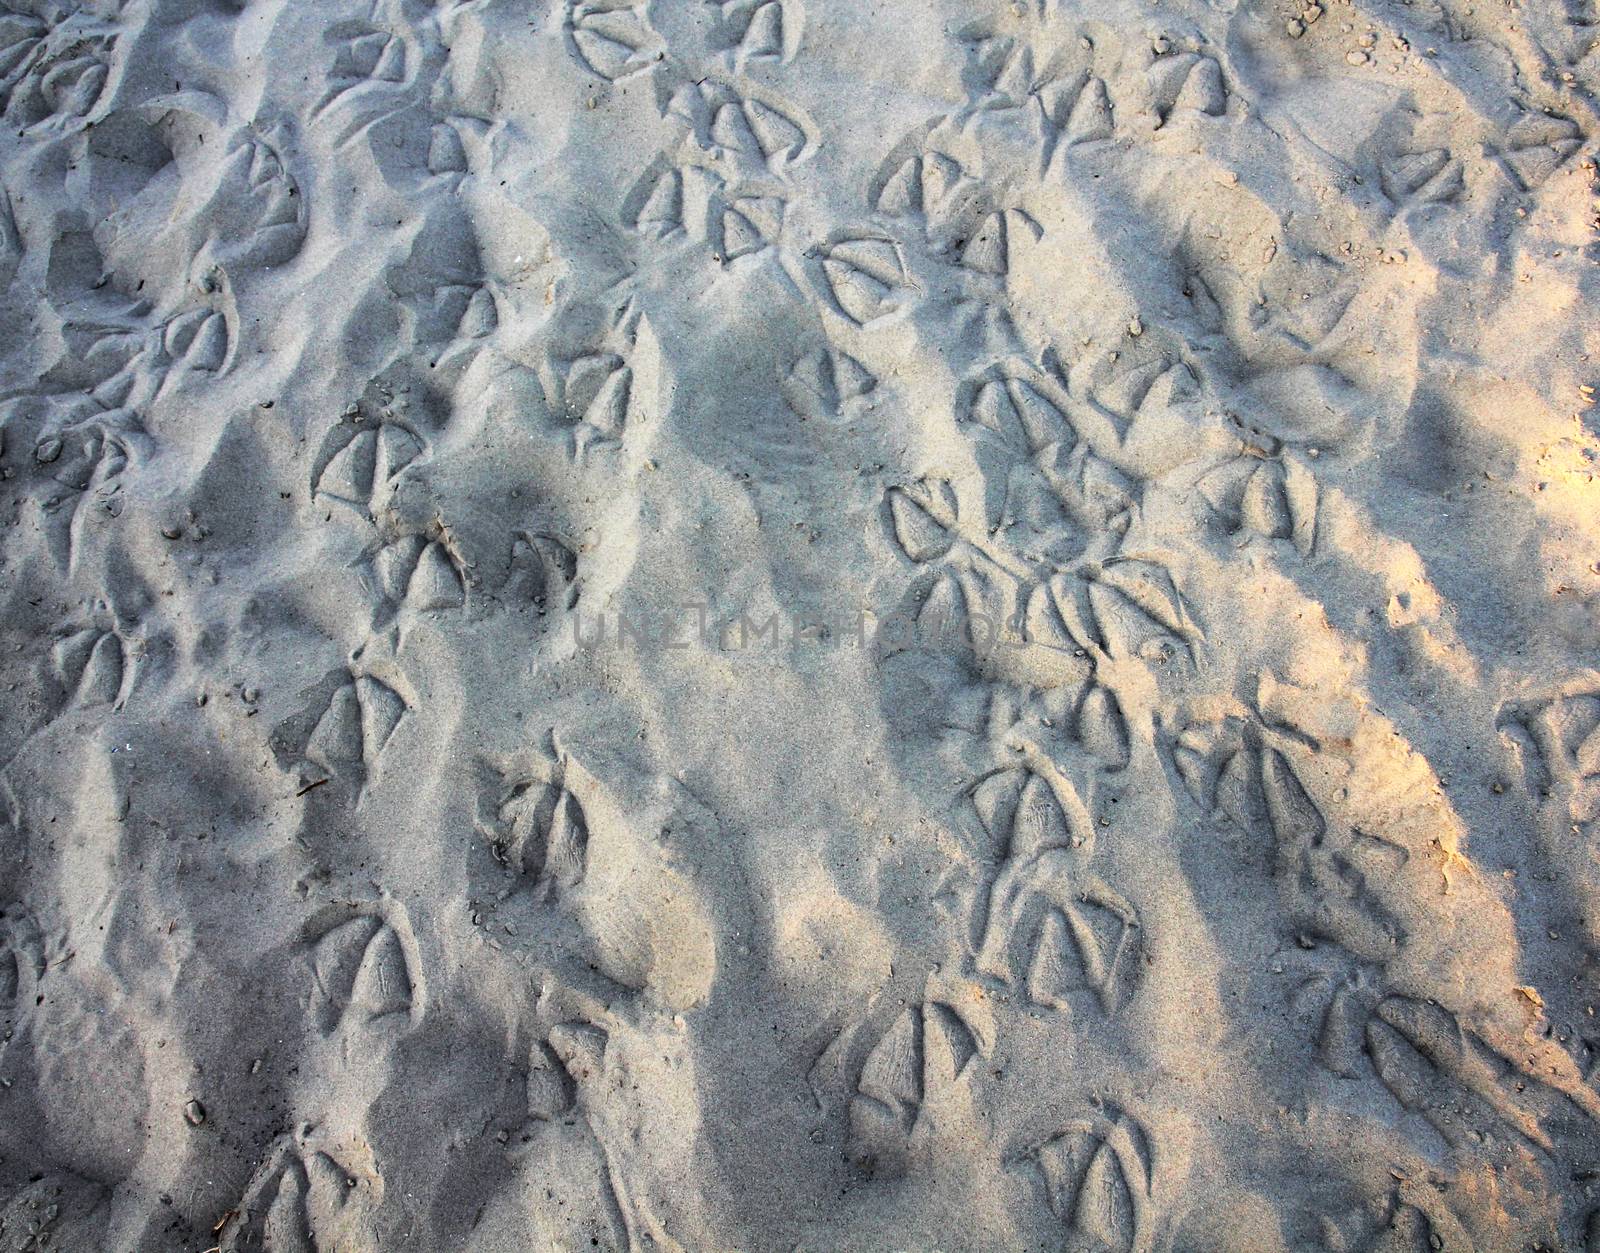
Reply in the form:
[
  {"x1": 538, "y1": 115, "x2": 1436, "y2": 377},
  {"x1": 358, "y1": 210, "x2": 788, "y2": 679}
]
[{"x1": 1, "y1": 0, "x2": 1600, "y2": 1247}]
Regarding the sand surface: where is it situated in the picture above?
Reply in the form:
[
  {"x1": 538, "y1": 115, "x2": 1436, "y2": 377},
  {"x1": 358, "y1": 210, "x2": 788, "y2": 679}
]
[{"x1": 2, "y1": 0, "x2": 1600, "y2": 1248}]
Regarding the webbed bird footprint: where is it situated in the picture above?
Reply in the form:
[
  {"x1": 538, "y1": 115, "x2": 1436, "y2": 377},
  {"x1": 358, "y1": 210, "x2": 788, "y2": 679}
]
[
  {"x1": 478, "y1": 758, "x2": 591, "y2": 902},
  {"x1": 273, "y1": 668, "x2": 410, "y2": 786},
  {"x1": 84, "y1": 97, "x2": 308, "y2": 299},
  {"x1": 305, "y1": 907, "x2": 423, "y2": 1035},
  {"x1": 222, "y1": 1133, "x2": 382, "y2": 1252},
  {"x1": 313, "y1": 420, "x2": 425, "y2": 518},
  {"x1": 809, "y1": 987, "x2": 989, "y2": 1179},
  {"x1": 51, "y1": 621, "x2": 132, "y2": 710},
  {"x1": 565, "y1": 0, "x2": 662, "y2": 82},
  {"x1": 365, "y1": 533, "x2": 466, "y2": 625},
  {"x1": 1013, "y1": 1108, "x2": 1156, "y2": 1253},
  {"x1": 816, "y1": 236, "x2": 913, "y2": 328}
]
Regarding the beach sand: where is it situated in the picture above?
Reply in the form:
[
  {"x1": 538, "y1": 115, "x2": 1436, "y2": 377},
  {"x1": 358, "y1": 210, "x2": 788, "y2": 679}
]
[{"x1": 2, "y1": 0, "x2": 1600, "y2": 1247}]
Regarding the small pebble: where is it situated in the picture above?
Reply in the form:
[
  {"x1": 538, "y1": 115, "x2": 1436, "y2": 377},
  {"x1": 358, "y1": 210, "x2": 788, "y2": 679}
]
[
  {"x1": 1287, "y1": 18, "x2": 1305, "y2": 36},
  {"x1": 183, "y1": 1099, "x2": 206, "y2": 1126},
  {"x1": 1346, "y1": 49, "x2": 1369, "y2": 65},
  {"x1": 35, "y1": 437, "x2": 62, "y2": 464}
]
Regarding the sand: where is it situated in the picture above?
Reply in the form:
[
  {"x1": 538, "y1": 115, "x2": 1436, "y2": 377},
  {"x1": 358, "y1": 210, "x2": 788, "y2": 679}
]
[{"x1": 1, "y1": 0, "x2": 1599, "y2": 1247}]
